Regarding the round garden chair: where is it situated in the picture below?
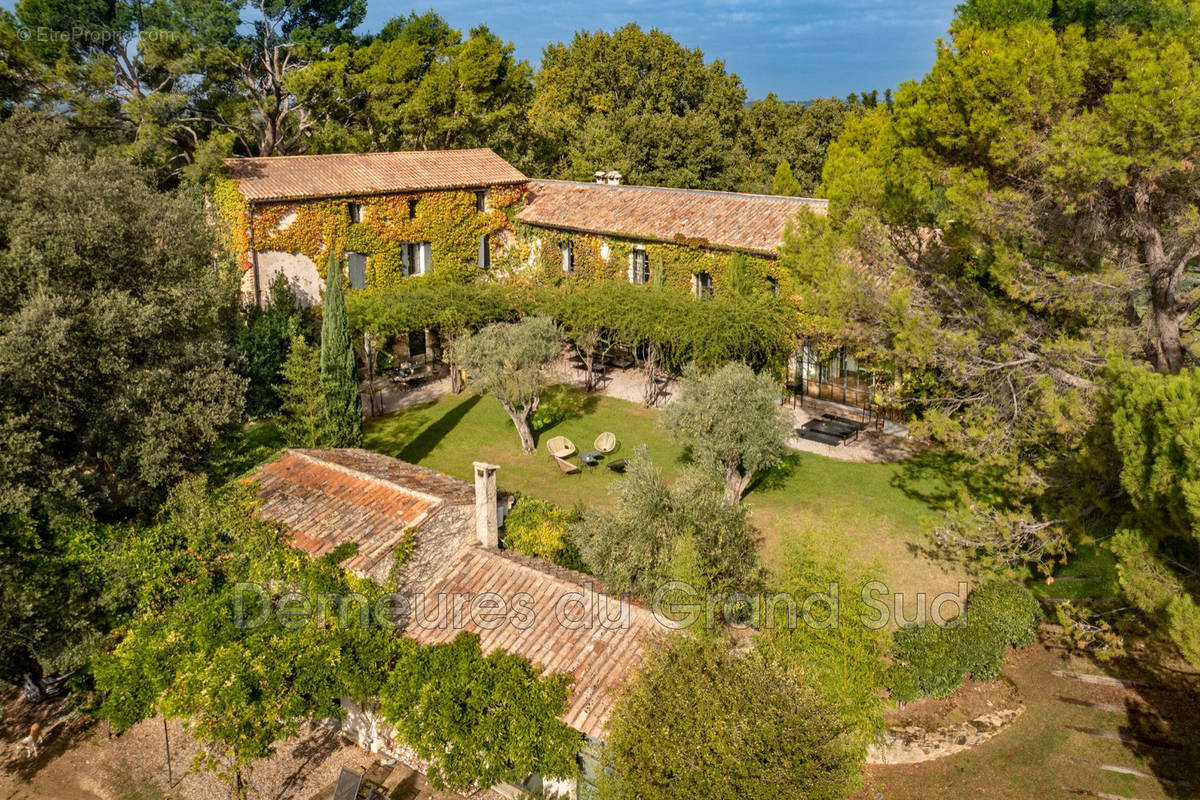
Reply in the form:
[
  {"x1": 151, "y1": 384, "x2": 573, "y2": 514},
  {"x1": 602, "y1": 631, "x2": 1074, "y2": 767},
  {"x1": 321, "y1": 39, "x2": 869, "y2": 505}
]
[
  {"x1": 594, "y1": 432, "x2": 617, "y2": 454},
  {"x1": 546, "y1": 436, "x2": 577, "y2": 459}
]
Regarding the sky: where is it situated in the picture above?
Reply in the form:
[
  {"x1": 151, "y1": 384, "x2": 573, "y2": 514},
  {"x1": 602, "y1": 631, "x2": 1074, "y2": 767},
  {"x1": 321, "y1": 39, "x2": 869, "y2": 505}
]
[
  {"x1": 1, "y1": 0, "x2": 960, "y2": 101},
  {"x1": 364, "y1": 0, "x2": 961, "y2": 101}
]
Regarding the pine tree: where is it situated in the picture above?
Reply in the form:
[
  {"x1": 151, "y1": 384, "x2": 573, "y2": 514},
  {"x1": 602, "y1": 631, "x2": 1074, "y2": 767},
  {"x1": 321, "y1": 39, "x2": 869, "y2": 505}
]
[
  {"x1": 278, "y1": 336, "x2": 331, "y2": 448},
  {"x1": 771, "y1": 159, "x2": 802, "y2": 196},
  {"x1": 320, "y1": 254, "x2": 363, "y2": 447}
]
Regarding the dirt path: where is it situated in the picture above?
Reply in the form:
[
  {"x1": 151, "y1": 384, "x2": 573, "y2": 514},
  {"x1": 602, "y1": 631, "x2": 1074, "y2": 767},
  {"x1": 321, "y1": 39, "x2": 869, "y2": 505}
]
[{"x1": 0, "y1": 689, "x2": 467, "y2": 800}]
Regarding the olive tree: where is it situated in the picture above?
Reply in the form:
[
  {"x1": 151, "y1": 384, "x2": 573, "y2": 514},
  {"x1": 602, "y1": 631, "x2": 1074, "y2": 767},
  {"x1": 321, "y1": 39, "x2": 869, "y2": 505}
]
[
  {"x1": 569, "y1": 450, "x2": 760, "y2": 601},
  {"x1": 660, "y1": 362, "x2": 793, "y2": 500},
  {"x1": 451, "y1": 316, "x2": 561, "y2": 453}
]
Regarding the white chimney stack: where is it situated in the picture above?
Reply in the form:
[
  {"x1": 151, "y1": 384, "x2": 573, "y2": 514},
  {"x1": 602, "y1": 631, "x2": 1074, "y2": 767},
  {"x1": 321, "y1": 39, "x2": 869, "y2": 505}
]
[{"x1": 473, "y1": 462, "x2": 500, "y2": 548}]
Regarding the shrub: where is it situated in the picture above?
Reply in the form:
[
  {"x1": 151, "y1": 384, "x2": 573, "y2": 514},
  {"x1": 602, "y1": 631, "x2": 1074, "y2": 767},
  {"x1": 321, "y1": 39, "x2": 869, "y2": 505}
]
[
  {"x1": 234, "y1": 274, "x2": 309, "y2": 418},
  {"x1": 379, "y1": 633, "x2": 580, "y2": 792},
  {"x1": 957, "y1": 621, "x2": 1008, "y2": 681},
  {"x1": 502, "y1": 495, "x2": 585, "y2": 571},
  {"x1": 968, "y1": 579, "x2": 1042, "y2": 649},
  {"x1": 885, "y1": 580, "x2": 1041, "y2": 700},
  {"x1": 887, "y1": 622, "x2": 966, "y2": 701}
]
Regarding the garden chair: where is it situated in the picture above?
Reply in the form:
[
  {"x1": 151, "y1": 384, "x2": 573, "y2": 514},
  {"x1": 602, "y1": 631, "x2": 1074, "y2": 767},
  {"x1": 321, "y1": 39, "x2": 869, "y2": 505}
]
[
  {"x1": 594, "y1": 431, "x2": 617, "y2": 454},
  {"x1": 547, "y1": 436, "x2": 577, "y2": 459},
  {"x1": 331, "y1": 768, "x2": 364, "y2": 800},
  {"x1": 555, "y1": 456, "x2": 581, "y2": 475}
]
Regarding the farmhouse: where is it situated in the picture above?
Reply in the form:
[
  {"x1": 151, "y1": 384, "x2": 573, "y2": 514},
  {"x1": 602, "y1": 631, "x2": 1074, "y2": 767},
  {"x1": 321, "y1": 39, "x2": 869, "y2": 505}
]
[
  {"x1": 247, "y1": 448, "x2": 658, "y2": 797},
  {"x1": 218, "y1": 148, "x2": 828, "y2": 301},
  {"x1": 217, "y1": 147, "x2": 875, "y2": 411}
]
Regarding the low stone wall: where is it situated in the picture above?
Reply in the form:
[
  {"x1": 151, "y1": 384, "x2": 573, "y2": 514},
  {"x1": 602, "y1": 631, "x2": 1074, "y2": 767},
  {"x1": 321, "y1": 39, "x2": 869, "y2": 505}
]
[{"x1": 866, "y1": 705, "x2": 1025, "y2": 764}]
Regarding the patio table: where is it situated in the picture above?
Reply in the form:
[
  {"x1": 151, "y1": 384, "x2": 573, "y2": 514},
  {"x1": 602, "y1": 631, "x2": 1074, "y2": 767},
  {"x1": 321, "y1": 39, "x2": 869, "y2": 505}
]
[{"x1": 578, "y1": 450, "x2": 603, "y2": 466}]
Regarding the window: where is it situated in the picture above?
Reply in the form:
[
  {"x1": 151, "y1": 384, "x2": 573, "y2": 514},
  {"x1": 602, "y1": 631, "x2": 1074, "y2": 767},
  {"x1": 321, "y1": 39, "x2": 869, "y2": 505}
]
[
  {"x1": 401, "y1": 242, "x2": 432, "y2": 276},
  {"x1": 346, "y1": 252, "x2": 368, "y2": 289},
  {"x1": 561, "y1": 240, "x2": 574, "y2": 274},
  {"x1": 629, "y1": 248, "x2": 650, "y2": 285},
  {"x1": 407, "y1": 199, "x2": 417, "y2": 219},
  {"x1": 477, "y1": 234, "x2": 490, "y2": 269},
  {"x1": 766, "y1": 276, "x2": 780, "y2": 296},
  {"x1": 347, "y1": 203, "x2": 362, "y2": 224},
  {"x1": 475, "y1": 190, "x2": 489, "y2": 213},
  {"x1": 693, "y1": 271, "x2": 713, "y2": 297}
]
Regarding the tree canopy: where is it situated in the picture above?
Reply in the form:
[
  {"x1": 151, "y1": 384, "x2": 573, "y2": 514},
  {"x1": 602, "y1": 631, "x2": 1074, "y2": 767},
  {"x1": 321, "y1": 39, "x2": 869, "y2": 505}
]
[
  {"x1": 570, "y1": 450, "x2": 760, "y2": 601},
  {"x1": 379, "y1": 632, "x2": 581, "y2": 792},
  {"x1": 599, "y1": 636, "x2": 860, "y2": 800},
  {"x1": 451, "y1": 316, "x2": 561, "y2": 453},
  {"x1": 797, "y1": 2, "x2": 1200, "y2": 571},
  {"x1": 0, "y1": 112, "x2": 244, "y2": 518},
  {"x1": 660, "y1": 362, "x2": 793, "y2": 500},
  {"x1": 1106, "y1": 364, "x2": 1200, "y2": 668},
  {"x1": 320, "y1": 254, "x2": 364, "y2": 446},
  {"x1": 93, "y1": 478, "x2": 401, "y2": 795}
]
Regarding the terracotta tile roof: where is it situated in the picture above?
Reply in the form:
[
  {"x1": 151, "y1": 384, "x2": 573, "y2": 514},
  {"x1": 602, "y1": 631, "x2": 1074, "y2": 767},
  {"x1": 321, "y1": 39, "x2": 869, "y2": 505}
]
[
  {"x1": 517, "y1": 179, "x2": 828, "y2": 256},
  {"x1": 407, "y1": 547, "x2": 659, "y2": 740},
  {"x1": 248, "y1": 449, "x2": 473, "y2": 575},
  {"x1": 249, "y1": 447, "x2": 659, "y2": 739},
  {"x1": 223, "y1": 149, "x2": 527, "y2": 203}
]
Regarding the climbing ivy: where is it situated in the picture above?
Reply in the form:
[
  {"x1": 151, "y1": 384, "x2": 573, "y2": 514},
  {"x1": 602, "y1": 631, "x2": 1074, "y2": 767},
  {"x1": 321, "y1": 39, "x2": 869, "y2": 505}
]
[
  {"x1": 520, "y1": 224, "x2": 788, "y2": 299},
  {"x1": 215, "y1": 184, "x2": 523, "y2": 286},
  {"x1": 210, "y1": 176, "x2": 252, "y2": 272},
  {"x1": 215, "y1": 179, "x2": 800, "y2": 307}
]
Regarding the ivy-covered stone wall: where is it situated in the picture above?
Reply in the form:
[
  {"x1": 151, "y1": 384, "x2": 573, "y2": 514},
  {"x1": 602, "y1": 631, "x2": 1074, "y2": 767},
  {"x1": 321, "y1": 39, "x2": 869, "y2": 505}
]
[
  {"x1": 211, "y1": 179, "x2": 525, "y2": 289},
  {"x1": 212, "y1": 175, "x2": 796, "y2": 302},
  {"x1": 517, "y1": 225, "x2": 788, "y2": 298}
]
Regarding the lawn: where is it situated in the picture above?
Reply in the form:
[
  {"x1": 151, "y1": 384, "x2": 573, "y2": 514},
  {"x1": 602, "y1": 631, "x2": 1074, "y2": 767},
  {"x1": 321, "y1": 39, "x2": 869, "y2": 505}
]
[{"x1": 364, "y1": 385, "x2": 969, "y2": 601}]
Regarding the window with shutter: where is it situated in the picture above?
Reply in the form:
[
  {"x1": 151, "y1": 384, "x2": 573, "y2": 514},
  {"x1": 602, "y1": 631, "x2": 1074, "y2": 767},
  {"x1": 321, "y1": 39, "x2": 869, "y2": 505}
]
[
  {"x1": 399, "y1": 242, "x2": 431, "y2": 276},
  {"x1": 630, "y1": 248, "x2": 650, "y2": 285},
  {"x1": 562, "y1": 241, "x2": 574, "y2": 273},
  {"x1": 478, "y1": 235, "x2": 490, "y2": 269},
  {"x1": 347, "y1": 252, "x2": 368, "y2": 289},
  {"x1": 420, "y1": 242, "x2": 432, "y2": 274}
]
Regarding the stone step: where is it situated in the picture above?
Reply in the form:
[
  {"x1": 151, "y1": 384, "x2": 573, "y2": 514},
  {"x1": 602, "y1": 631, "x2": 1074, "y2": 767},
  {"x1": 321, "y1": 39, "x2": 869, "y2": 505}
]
[
  {"x1": 1063, "y1": 724, "x2": 1182, "y2": 751},
  {"x1": 1052, "y1": 669, "x2": 1150, "y2": 689},
  {"x1": 1067, "y1": 757, "x2": 1191, "y2": 788}
]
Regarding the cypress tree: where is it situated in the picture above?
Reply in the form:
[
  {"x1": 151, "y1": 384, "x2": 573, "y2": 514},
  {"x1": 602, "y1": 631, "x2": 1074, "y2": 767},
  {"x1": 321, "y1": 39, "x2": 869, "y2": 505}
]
[
  {"x1": 771, "y1": 159, "x2": 802, "y2": 197},
  {"x1": 320, "y1": 253, "x2": 363, "y2": 446}
]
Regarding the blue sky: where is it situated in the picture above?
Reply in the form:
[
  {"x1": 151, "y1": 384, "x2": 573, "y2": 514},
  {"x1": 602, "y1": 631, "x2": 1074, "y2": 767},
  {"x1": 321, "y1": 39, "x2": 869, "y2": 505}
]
[
  {"x1": 2, "y1": 0, "x2": 959, "y2": 100},
  {"x1": 369, "y1": 1, "x2": 960, "y2": 100}
]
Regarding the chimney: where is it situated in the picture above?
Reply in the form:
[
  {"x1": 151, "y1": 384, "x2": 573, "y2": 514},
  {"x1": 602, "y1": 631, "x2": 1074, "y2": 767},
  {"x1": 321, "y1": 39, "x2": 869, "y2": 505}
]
[
  {"x1": 473, "y1": 462, "x2": 500, "y2": 548},
  {"x1": 594, "y1": 170, "x2": 607, "y2": 184},
  {"x1": 605, "y1": 171, "x2": 623, "y2": 185}
]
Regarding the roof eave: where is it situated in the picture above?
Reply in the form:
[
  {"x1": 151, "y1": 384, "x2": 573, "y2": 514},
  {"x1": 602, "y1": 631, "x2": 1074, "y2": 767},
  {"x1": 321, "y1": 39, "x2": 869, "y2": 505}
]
[
  {"x1": 515, "y1": 219, "x2": 779, "y2": 258},
  {"x1": 236, "y1": 178, "x2": 529, "y2": 206}
]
